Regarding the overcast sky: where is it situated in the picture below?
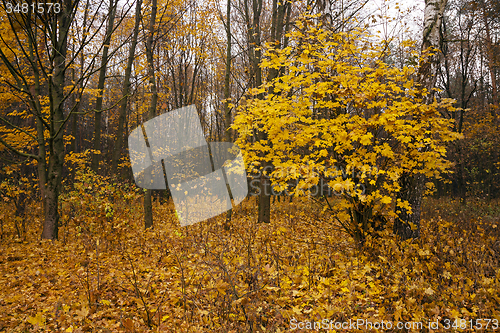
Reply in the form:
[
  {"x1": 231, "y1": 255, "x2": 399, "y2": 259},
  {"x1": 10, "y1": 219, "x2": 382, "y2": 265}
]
[{"x1": 365, "y1": 0, "x2": 426, "y2": 40}]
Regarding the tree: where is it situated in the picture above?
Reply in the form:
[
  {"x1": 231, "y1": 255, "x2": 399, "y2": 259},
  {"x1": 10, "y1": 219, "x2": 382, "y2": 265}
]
[
  {"x1": 223, "y1": 0, "x2": 232, "y2": 144},
  {"x1": 0, "y1": 0, "x2": 77, "y2": 239},
  {"x1": 239, "y1": 0, "x2": 293, "y2": 223},
  {"x1": 143, "y1": 0, "x2": 158, "y2": 230},
  {"x1": 221, "y1": 0, "x2": 234, "y2": 228},
  {"x1": 437, "y1": 0, "x2": 479, "y2": 204},
  {"x1": 479, "y1": 0, "x2": 498, "y2": 116},
  {"x1": 111, "y1": 0, "x2": 143, "y2": 175},
  {"x1": 0, "y1": 0, "x2": 122, "y2": 239},
  {"x1": 233, "y1": 14, "x2": 460, "y2": 245},
  {"x1": 91, "y1": 0, "x2": 117, "y2": 173},
  {"x1": 393, "y1": 0, "x2": 448, "y2": 240}
]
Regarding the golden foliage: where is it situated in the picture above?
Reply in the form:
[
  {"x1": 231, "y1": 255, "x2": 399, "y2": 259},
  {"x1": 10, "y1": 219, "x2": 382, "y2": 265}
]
[
  {"x1": 233, "y1": 14, "x2": 462, "y2": 243},
  {"x1": 0, "y1": 179, "x2": 498, "y2": 332}
]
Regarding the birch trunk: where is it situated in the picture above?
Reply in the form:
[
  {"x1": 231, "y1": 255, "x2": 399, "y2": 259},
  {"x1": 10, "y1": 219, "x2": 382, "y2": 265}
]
[{"x1": 394, "y1": 0, "x2": 447, "y2": 240}]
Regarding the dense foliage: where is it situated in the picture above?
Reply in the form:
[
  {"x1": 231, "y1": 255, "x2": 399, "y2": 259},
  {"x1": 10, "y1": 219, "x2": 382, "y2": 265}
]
[
  {"x1": 0, "y1": 172, "x2": 499, "y2": 331},
  {"x1": 1, "y1": 0, "x2": 499, "y2": 331},
  {"x1": 234, "y1": 17, "x2": 461, "y2": 243}
]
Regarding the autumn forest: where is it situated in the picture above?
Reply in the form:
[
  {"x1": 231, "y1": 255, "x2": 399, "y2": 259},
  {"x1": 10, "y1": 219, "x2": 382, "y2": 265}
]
[{"x1": 0, "y1": 0, "x2": 499, "y2": 331}]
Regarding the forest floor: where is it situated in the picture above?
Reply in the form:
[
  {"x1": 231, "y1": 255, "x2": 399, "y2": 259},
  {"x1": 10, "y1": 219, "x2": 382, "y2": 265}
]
[{"x1": 0, "y1": 186, "x2": 499, "y2": 332}]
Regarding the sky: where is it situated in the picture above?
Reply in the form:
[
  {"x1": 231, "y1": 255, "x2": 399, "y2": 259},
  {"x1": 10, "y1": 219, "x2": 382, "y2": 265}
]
[{"x1": 365, "y1": 0, "x2": 426, "y2": 40}]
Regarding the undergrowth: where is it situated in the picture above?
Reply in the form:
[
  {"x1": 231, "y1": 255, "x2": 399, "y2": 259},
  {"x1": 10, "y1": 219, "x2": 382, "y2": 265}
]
[{"x1": 0, "y1": 180, "x2": 499, "y2": 332}]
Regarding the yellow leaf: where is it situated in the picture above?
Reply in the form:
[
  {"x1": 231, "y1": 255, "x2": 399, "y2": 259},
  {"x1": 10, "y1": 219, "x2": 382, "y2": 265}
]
[
  {"x1": 380, "y1": 196, "x2": 392, "y2": 204},
  {"x1": 216, "y1": 281, "x2": 229, "y2": 295},
  {"x1": 123, "y1": 318, "x2": 134, "y2": 331},
  {"x1": 27, "y1": 312, "x2": 45, "y2": 327},
  {"x1": 360, "y1": 133, "x2": 373, "y2": 145},
  {"x1": 450, "y1": 308, "x2": 460, "y2": 319},
  {"x1": 75, "y1": 307, "x2": 89, "y2": 320}
]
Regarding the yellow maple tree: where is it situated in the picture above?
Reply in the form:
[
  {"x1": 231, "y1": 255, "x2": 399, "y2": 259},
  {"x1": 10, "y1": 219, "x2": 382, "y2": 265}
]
[{"x1": 233, "y1": 14, "x2": 462, "y2": 244}]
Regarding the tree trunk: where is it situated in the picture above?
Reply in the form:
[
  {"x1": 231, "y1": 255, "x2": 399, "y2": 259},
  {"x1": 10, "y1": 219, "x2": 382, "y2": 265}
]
[
  {"x1": 224, "y1": 0, "x2": 232, "y2": 143},
  {"x1": 41, "y1": 0, "x2": 72, "y2": 239},
  {"x1": 246, "y1": 0, "x2": 270, "y2": 223},
  {"x1": 70, "y1": 2, "x2": 89, "y2": 158},
  {"x1": 256, "y1": 0, "x2": 290, "y2": 223},
  {"x1": 144, "y1": 0, "x2": 158, "y2": 229},
  {"x1": 41, "y1": 183, "x2": 60, "y2": 239},
  {"x1": 111, "y1": 0, "x2": 142, "y2": 175},
  {"x1": 91, "y1": 0, "x2": 117, "y2": 173},
  {"x1": 393, "y1": 173, "x2": 425, "y2": 240},
  {"x1": 223, "y1": 0, "x2": 233, "y2": 228},
  {"x1": 394, "y1": 0, "x2": 447, "y2": 240},
  {"x1": 243, "y1": 0, "x2": 288, "y2": 223},
  {"x1": 481, "y1": 1, "x2": 498, "y2": 116},
  {"x1": 28, "y1": 35, "x2": 48, "y2": 221}
]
